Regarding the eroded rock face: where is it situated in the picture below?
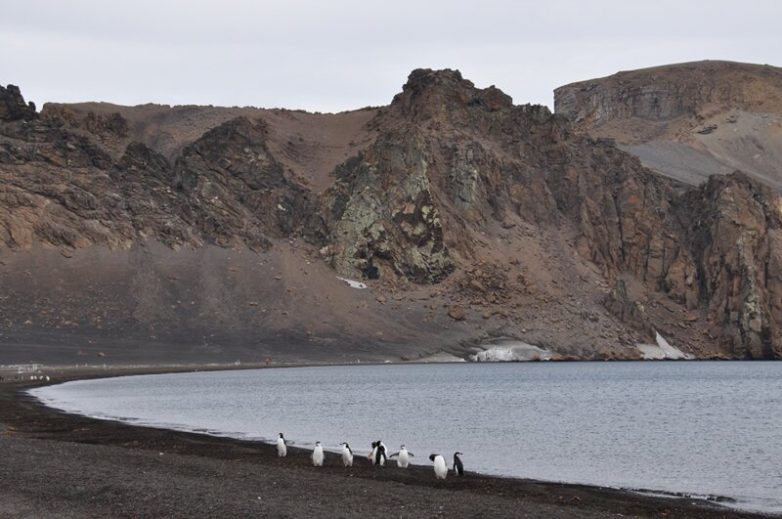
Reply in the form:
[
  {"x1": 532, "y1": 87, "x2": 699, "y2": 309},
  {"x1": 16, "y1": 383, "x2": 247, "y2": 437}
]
[
  {"x1": 587, "y1": 170, "x2": 782, "y2": 358},
  {"x1": 0, "y1": 84, "x2": 36, "y2": 122},
  {"x1": 554, "y1": 60, "x2": 782, "y2": 126},
  {"x1": 677, "y1": 173, "x2": 782, "y2": 358},
  {"x1": 172, "y1": 117, "x2": 315, "y2": 249}
]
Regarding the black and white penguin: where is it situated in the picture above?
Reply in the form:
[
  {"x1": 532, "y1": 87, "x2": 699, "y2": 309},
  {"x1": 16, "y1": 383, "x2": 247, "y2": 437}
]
[
  {"x1": 429, "y1": 453, "x2": 448, "y2": 479},
  {"x1": 370, "y1": 440, "x2": 388, "y2": 466},
  {"x1": 389, "y1": 445, "x2": 414, "y2": 468},
  {"x1": 312, "y1": 441, "x2": 324, "y2": 466},
  {"x1": 276, "y1": 433, "x2": 287, "y2": 457},
  {"x1": 453, "y1": 452, "x2": 464, "y2": 476},
  {"x1": 368, "y1": 441, "x2": 378, "y2": 463},
  {"x1": 341, "y1": 442, "x2": 354, "y2": 467}
]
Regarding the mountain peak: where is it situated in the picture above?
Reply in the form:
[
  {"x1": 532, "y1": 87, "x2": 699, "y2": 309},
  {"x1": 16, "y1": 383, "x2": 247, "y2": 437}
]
[
  {"x1": 388, "y1": 68, "x2": 513, "y2": 121},
  {"x1": 403, "y1": 68, "x2": 467, "y2": 90}
]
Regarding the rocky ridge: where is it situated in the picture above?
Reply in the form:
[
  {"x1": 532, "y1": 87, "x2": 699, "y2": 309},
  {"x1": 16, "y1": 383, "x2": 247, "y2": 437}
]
[{"x1": 1, "y1": 65, "x2": 781, "y2": 363}]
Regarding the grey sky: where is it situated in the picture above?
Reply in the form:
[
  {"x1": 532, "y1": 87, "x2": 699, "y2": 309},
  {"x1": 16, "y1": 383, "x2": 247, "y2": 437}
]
[{"x1": 2, "y1": 0, "x2": 781, "y2": 112}]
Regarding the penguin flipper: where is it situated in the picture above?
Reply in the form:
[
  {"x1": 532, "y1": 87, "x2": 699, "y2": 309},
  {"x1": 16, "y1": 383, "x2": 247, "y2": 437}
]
[{"x1": 389, "y1": 452, "x2": 399, "y2": 458}]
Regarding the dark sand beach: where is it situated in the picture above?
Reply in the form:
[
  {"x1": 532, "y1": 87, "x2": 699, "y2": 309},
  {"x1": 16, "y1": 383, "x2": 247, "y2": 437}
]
[{"x1": 0, "y1": 366, "x2": 774, "y2": 519}]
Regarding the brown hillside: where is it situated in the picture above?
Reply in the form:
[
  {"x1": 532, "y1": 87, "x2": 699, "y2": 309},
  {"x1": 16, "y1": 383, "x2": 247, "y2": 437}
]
[{"x1": 2, "y1": 66, "x2": 781, "y2": 364}]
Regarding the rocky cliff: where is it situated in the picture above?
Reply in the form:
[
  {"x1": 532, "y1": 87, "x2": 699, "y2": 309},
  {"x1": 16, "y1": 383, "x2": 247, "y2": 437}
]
[
  {"x1": 554, "y1": 61, "x2": 782, "y2": 189},
  {"x1": 1, "y1": 66, "x2": 781, "y2": 364}
]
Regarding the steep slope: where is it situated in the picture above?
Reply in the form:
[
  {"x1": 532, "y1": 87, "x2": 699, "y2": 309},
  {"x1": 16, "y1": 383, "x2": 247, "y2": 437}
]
[
  {"x1": 555, "y1": 61, "x2": 782, "y2": 189},
  {"x1": 2, "y1": 67, "x2": 781, "y2": 364}
]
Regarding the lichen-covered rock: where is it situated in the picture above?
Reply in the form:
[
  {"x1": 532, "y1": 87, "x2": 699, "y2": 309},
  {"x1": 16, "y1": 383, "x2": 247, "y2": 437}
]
[{"x1": 322, "y1": 129, "x2": 452, "y2": 283}]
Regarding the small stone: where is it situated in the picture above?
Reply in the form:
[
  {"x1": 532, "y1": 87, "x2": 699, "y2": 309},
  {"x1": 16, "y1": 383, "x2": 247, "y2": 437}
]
[{"x1": 447, "y1": 305, "x2": 466, "y2": 321}]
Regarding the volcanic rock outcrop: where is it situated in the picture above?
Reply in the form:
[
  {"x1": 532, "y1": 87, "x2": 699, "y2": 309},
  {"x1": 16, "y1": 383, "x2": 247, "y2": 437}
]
[
  {"x1": 1, "y1": 63, "x2": 781, "y2": 363},
  {"x1": 0, "y1": 84, "x2": 36, "y2": 122}
]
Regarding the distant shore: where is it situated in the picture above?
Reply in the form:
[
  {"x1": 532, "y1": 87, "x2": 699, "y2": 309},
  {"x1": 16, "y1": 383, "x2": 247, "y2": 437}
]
[{"x1": 0, "y1": 365, "x2": 775, "y2": 518}]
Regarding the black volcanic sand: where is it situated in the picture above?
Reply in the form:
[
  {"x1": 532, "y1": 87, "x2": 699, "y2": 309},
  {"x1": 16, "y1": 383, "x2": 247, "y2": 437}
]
[{"x1": 0, "y1": 368, "x2": 774, "y2": 519}]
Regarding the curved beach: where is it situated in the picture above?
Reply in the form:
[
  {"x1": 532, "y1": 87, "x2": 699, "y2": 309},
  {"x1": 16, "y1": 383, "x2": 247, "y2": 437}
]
[{"x1": 0, "y1": 366, "x2": 773, "y2": 519}]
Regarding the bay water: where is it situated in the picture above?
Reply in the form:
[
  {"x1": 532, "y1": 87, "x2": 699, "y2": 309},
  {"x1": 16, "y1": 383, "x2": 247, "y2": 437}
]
[{"x1": 30, "y1": 362, "x2": 782, "y2": 513}]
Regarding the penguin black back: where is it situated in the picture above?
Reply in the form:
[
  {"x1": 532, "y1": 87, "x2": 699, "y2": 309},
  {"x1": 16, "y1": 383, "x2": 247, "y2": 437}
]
[{"x1": 453, "y1": 452, "x2": 464, "y2": 476}]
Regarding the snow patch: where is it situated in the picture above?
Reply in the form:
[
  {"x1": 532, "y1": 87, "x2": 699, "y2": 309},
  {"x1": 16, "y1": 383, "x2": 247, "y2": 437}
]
[
  {"x1": 637, "y1": 331, "x2": 692, "y2": 360},
  {"x1": 470, "y1": 341, "x2": 552, "y2": 362},
  {"x1": 336, "y1": 276, "x2": 367, "y2": 289}
]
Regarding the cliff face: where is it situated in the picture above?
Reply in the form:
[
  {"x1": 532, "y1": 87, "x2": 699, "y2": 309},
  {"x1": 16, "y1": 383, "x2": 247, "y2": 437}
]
[
  {"x1": 677, "y1": 174, "x2": 782, "y2": 358},
  {"x1": 554, "y1": 61, "x2": 782, "y2": 189},
  {"x1": 1, "y1": 66, "x2": 781, "y2": 363},
  {"x1": 555, "y1": 61, "x2": 782, "y2": 129}
]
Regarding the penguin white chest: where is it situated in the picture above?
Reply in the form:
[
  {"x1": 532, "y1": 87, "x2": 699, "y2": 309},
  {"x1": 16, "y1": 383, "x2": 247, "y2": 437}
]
[
  {"x1": 398, "y1": 450, "x2": 410, "y2": 468},
  {"x1": 433, "y1": 455, "x2": 448, "y2": 479},
  {"x1": 276, "y1": 438, "x2": 287, "y2": 457},
  {"x1": 341, "y1": 447, "x2": 353, "y2": 467},
  {"x1": 312, "y1": 445, "x2": 324, "y2": 466}
]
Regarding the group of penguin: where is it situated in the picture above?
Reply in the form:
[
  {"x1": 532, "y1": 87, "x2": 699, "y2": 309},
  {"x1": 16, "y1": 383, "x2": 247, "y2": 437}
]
[{"x1": 275, "y1": 433, "x2": 464, "y2": 479}]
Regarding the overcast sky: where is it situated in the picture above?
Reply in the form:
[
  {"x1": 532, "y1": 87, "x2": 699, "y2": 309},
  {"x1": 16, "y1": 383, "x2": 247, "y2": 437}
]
[{"x1": 2, "y1": 0, "x2": 781, "y2": 112}]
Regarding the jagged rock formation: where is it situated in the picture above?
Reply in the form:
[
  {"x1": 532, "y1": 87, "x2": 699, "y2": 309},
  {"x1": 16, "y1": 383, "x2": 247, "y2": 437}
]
[
  {"x1": 1, "y1": 66, "x2": 781, "y2": 364},
  {"x1": 555, "y1": 61, "x2": 782, "y2": 189},
  {"x1": 0, "y1": 85, "x2": 36, "y2": 122}
]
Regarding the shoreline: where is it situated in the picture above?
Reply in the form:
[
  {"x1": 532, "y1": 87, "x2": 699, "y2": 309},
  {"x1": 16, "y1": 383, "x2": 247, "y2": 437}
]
[{"x1": 1, "y1": 365, "x2": 777, "y2": 518}]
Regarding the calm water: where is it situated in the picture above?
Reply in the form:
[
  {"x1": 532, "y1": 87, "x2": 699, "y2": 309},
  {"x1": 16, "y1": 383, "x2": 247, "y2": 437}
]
[{"x1": 30, "y1": 362, "x2": 782, "y2": 514}]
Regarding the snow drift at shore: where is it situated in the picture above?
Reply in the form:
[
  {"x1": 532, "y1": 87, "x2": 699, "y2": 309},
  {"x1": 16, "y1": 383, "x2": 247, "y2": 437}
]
[
  {"x1": 636, "y1": 332, "x2": 693, "y2": 360},
  {"x1": 470, "y1": 341, "x2": 553, "y2": 362}
]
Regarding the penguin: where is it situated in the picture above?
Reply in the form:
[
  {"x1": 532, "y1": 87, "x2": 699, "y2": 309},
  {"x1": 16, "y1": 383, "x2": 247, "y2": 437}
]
[
  {"x1": 429, "y1": 453, "x2": 448, "y2": 480},
  {"x1": 341, "y1": 442, "x2": 354, "y2": 467},
  {"x1": 453, "y1": 452, "x2": 464, "y2": 476},
  {"x1": 369, "y1": 440, "x2": 388, "y2": 466},
  {"x1": 368, "y1": 441, "x2": 379, "y2": 463},
  {"x1": 374, "y1": 440, "x2": 388, "y2": 466},
  {"x1": 389, "y1": 445, "x2": 414, "y2": 468},
  {"x1": 312, "y1": 441, "x2": 324, "y2": 466},
  {"x1": 276, "y1": 433, "x2": 287, "y2": 457}
]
